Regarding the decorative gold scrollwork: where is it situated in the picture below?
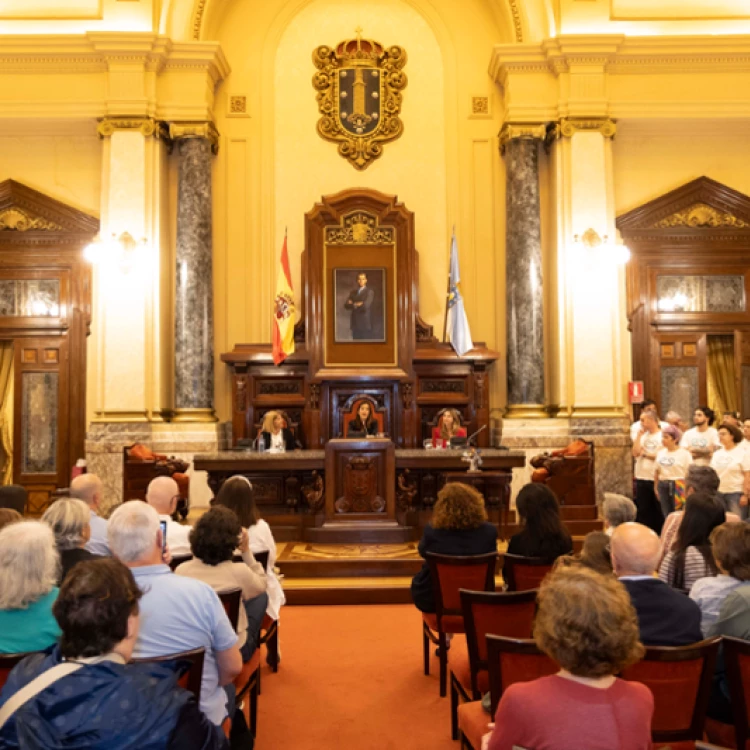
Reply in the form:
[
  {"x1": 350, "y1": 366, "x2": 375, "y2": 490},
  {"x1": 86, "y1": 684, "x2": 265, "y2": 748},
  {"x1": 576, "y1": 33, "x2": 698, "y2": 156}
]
[
  {"x1": 653, "y1": 203, "x2": 749, "y2": 229},
  {"x1": 325, "y1": 211, "x2": 395, "y2": 245},
  {"x1": 313, "y1": 31, "x2": 407, "y2": 170},
  {"x1": 0, "y1": 208, "x2": 62, "y2": 232}
]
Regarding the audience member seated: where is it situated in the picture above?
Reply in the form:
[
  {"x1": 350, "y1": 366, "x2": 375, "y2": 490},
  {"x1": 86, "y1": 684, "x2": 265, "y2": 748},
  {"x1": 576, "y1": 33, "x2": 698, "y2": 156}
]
[
  {"x1": 483, "y1": 566, "x2": 652, "y2": 750},
  {"x1": 0, "y1": 508, "x2": 21, "y2": 532},
  {"x1": 346, "y1": 400, "x2": 378, "y2": 438},
  {"x1": 691, "y1": 522, "x2": 750, "y2": 635},
  {"x1": 260, "y1": 409, "x2": 296, "y2": 451},
  {"x1": 611, "y1": 522, "x2": 702, "y2": 646},
  {"x1": 0, "y1": 485, "x2": 26, "y2": 515},
  {"x1": 411, "y1": 482, "x2": 497, "y2": 614},
  {"x1": 69, "y1": 473, "x2": 110, "y2": 556},
  {"x1": 658, "y1": 491, "x2": 723, "y2": 594},
  {"x1": 146, "y1": 476, "x2": 192, "y2": 556},
  {"x1": 602, "y1": 493, "x2": 636, "y2": 536},
  {"x1": 431, "y1": 408, "x2": 467, "y2": 448},
  {"x1": 0, "y1": 558, "x2": 228, "y2": 750},
  {"x1": 108, "y1": 501, "x2": 242, "y2": 726},
  {"x1": 42, "y1": 498, "x2": 102, "y2": 585},
  {"x1": 504, "y1": 484, "x2": 572, "y2": 580},
  {"x1": 214, "y1": 475, "x2": 286, "y2": 626},
  {"x1": 578, "y1": 531, "x2": 613, "y2": 575},
  {"x1": 0, "y1": 522, "x2": 61, "y2": 654},
  {"x1": 654, "y1": 424, "x2": 692, "y2": 517},
  {"x1": 176, "y1": 506, "x2": 268, "y2": 662},
  {"x1": 711, "y1": 421, "x2": 750, "y2": 520}
]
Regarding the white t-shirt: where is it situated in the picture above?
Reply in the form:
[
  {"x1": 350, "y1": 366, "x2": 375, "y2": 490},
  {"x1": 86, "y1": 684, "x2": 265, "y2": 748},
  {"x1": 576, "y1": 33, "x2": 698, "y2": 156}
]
[
  {"x1": 680, "y1": 427, "x2": 720, "y2": 466},
  {"x1": 711, "y1": 445, "x2": 750, "y2": 494},
  {"x1": 630, "y1": 419, "x2": 669, "y2": 442},
  {"x1": 655, "y1": 447, "x2": 693, "y2": 481},
  {"x1": 634, "y1": 430, "x2": 663, "y2": 480},
  {"x1": 159, "y1": 514, "x2": 192, "y2": 556}
]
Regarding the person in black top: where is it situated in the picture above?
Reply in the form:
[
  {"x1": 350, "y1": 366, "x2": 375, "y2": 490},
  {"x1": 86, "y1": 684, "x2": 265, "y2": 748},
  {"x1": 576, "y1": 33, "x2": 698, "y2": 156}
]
[
  {"x1": 506, "y1": 483, "x2": 573, "y2": 562},
  {"x1": 347, "y1": 400, "x2": 379, "y2": 438},
  {"x1": 42, "y1": 498, "x2": 102, "y2": 585},
  {"x1": 260, "y1": 410, "x2": 296, "y2": 451},
  {"x1": 411, "y1": 482, "x2": 498, "y2": 613}
]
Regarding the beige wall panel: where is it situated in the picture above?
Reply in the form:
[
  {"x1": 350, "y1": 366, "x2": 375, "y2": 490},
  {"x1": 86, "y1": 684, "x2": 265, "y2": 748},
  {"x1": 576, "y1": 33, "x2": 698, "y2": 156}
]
[
  {"x1": 0, "y1": 0, "x2": 155, "y2": 33},
  {"x1": 613, "y1": 121, "x2": 750, "y2": 215}
]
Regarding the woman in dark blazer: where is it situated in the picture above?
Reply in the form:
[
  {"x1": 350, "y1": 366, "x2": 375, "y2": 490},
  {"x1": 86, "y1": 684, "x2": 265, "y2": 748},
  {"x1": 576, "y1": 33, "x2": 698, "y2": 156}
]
[
  {"x1": 505, "y1": 484, "x2": 573, "y2": 571},
  {"x1": 260, "y1": 410, "x2": 296, "y2": 451},
  {"x1": 347, "y1": 400, "x2": 379, "y2": 437},
  {"x1": 411, "y1": 482, "x2": 498, "y2": 613}
]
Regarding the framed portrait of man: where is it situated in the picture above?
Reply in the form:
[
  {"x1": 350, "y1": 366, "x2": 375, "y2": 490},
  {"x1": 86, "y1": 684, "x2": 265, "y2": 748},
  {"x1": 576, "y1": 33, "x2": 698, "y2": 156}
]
[{"x1": 334, "y1": 268, "x2": 386, "y2": 343}]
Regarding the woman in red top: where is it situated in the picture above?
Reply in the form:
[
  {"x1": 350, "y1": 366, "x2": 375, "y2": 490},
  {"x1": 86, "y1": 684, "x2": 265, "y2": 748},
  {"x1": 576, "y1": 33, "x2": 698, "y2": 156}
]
[
  {"x1": 431, "y1": 408, "x2": 467, "y2": 448},
  {"x1": 485, "y1": 565, "x2": 653, "y2": 750}
]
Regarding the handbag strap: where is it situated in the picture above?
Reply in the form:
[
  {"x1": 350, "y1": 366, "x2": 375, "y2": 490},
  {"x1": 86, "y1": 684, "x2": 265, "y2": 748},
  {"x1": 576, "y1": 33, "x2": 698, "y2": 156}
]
[{"x1": 0, "y1": 652, "x2": 125, "y2": 730}]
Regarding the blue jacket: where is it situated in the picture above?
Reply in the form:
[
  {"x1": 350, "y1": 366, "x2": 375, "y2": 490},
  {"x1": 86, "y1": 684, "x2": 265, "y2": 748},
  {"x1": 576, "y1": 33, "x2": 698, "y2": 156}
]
[{"x1": 0, "y1": 646, "x2": 228, "y2": 750}]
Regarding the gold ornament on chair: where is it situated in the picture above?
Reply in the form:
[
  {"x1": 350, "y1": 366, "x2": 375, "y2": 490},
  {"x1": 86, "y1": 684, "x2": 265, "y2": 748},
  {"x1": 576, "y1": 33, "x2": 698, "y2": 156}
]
[{"x1": 313, "y1": 28, "x2": 407, "y2": 170}]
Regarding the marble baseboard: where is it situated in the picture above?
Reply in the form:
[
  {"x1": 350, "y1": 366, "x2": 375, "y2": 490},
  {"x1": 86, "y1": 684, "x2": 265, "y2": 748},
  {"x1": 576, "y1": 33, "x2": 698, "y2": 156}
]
[{"x1": 85, "y1": 421, "x2": 231, "y2": 515}]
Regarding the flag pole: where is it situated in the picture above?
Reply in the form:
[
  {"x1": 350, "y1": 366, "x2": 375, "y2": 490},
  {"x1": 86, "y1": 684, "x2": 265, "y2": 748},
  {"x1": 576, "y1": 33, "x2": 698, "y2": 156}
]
[{"x1": 442, "y1": 225, "x2": 455, "y2": 343}]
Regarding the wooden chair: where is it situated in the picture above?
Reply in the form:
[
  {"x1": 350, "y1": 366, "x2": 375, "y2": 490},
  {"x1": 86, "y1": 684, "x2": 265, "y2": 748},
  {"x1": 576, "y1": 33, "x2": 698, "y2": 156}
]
[
  {"x1": 449, "y1": 589, "x2": 537, "y2": 740},
  {"x1": 502, "y1": 553, "x2": 554, "y2": 592},
  {"x1": 218, "y1": 588, "x2": 261, "y2": 737},
  {"x1": 0, "y1": 652, "x2": 33, "y2": 691},
  {"x1": 721, "y1": 635, "x2": 750, "y2": 750},
  {"x1": 422, "y1": 551, "x2": 497, "y2": 697},
  {"x1": 132, "y1": 647, "x2": 205, "y2": 700},
  {"x1": 232, "y1": 549, "x2": 279, "y2": 679},
  {"x1": 169, "y1": 553, "x2": 193, "y2": 571},
  {"x1": 621, "y1": 637, "x2": 721, "y2": 748},
  {"x1": 341, "y1": 397, "x2": 385, "y2": 437},
  {"x1": 457, "y1": 635, "x2": 557, "y2": 750}
]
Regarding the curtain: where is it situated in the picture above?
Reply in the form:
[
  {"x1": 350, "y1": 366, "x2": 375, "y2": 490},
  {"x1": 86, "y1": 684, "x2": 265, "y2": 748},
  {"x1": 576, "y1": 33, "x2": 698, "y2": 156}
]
[{"x1": 707, "y1": 335, "x2": 738, "y2": 418}]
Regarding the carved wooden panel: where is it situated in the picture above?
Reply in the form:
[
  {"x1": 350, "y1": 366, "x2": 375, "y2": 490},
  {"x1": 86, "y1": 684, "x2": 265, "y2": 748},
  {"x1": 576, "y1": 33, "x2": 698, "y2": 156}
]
[
  {"x1": 255, "y1": 378, "x2": 305, "y2": 397},
  {"x1": 419, "y1": 378, "x2": 466, "y2": 395},
  {"x1": 336, "y1": 455, "x2": 384, "y2": 513}
]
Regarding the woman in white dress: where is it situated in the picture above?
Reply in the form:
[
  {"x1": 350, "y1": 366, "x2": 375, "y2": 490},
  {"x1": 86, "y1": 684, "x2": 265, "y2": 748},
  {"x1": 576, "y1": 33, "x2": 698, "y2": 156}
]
[{"x1": 213, "y1": 475, "x2": 286, "y2": 622}]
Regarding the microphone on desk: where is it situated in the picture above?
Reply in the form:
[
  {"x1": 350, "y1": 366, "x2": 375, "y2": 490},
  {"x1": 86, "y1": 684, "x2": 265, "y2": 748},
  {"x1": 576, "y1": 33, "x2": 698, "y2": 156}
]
[{"x1": 466, "y1": 424, "x2": 487, "y2": 446}]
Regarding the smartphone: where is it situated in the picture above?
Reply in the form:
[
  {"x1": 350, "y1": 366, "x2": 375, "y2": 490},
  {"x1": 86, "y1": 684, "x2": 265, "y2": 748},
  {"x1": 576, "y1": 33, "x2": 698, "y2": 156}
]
[{"x1": 159, "y1": 520, "x2": 167, "y2": 553}]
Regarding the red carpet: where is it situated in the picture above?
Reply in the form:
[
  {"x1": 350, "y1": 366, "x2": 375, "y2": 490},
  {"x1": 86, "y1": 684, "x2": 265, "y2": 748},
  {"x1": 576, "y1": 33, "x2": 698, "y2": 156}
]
[{"x1": 254, "y1": 604, "x2": 464, "y2": 749}]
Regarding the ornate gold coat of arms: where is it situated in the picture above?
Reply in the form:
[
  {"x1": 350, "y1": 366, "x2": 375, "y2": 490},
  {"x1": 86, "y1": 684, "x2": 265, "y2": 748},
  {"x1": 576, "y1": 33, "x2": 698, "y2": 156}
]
[{"x1": 313, "y1": 30, "x2": 407, "y2": 170}]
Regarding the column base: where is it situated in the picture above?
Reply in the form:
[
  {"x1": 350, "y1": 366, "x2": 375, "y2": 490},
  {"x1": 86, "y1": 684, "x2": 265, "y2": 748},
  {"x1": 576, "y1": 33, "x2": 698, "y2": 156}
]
[
  {"x1": 504, "y1": 403, "x2": 549, "y2": 419},
  {"x1": 172, "y1": 408, "x2": 218, "y2": 423}
]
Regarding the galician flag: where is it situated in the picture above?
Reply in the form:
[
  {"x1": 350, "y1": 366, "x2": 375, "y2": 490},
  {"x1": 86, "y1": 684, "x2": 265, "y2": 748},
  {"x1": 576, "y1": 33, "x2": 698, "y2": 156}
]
[
  {"x1": 272, "y1": 233, "x2": 295, "y2": 365},
  {"x1": 446, "y1": 231, "x2": 473, "y2": 357}
]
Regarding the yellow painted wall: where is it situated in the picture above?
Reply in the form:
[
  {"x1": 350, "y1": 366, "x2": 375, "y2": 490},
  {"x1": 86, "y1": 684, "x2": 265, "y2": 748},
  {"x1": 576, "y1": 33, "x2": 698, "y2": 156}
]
[{"x1": 210, "y1": 0, "x2": 508, "y2": 421}]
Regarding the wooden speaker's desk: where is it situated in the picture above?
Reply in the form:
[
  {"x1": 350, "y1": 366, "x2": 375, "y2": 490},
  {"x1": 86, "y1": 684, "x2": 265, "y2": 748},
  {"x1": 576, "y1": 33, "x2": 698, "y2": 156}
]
[{"x1": 194, "y1": 445, "x2": 526, "y2": 541}]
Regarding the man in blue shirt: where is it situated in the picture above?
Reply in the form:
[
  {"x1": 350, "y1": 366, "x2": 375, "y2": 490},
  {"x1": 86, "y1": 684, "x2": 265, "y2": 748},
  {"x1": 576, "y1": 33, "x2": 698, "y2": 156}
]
[
  {"x1": 70, "y1": 473, "x2": 110, "y2": 556},
  {"x1": 108, "y1": 501, "x2": 242, "y2": 725}
]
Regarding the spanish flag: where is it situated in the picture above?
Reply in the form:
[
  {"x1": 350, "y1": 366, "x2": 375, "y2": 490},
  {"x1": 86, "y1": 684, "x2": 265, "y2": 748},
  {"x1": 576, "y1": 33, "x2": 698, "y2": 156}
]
[{"x1": 272, "y1": 233, "x2": 295, "y2": 365}]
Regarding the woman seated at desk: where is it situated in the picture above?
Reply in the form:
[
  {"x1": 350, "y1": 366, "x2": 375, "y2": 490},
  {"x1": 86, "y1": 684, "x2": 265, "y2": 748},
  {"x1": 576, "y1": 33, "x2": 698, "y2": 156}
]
[
  {"x1": 347, "y1": 401, "x2": 379, "y2": 438},
  {"x1": 431, "y1": 408, "x2": 467, "y2": 448},
  {"x1": 260, "y1": 410, "x2": 296, "y2": 451}
]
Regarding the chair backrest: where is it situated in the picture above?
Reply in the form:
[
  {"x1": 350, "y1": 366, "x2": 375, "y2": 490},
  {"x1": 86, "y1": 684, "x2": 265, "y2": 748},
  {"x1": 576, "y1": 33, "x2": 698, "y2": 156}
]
[
  {"x1": 169, "y1": 554, "x2": 193, "y2": 571},
  {"x1": 341, "y1": 397, "x2": 385, "y2": 436},
  {"x1": 722, "y1": 635, "x2": 750, "y2": 749},
  {"x1": 132, "y1": 648, "x2": 205, "y2": 699},
  {"x1": 218, "y1": 588, "x2": 243, "y2": 632},
  {"x1": 0, "y1": 652, "x2": 32, "y2": 691},
  {"x1": 486, "y1": 635, "x2": 558, "y2": 717},
  {"x1": 460, "y1": 588, "x2": 538, "y2": 697},
  {"x1": 425, "y1": 552, "x2": 497, "y2": 626},
  {"x1": 503, "y1": 553, "x2": 554, "y2": 592},
  {"x1": 621, "y1": 637, "x2": 720, "y2": 743}
]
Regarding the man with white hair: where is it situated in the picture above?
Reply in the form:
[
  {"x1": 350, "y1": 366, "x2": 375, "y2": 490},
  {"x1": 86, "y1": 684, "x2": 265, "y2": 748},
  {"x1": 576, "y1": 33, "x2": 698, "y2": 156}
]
[
  {"x1": 146, "y1": 476, "x2": 192, "y2": 556},
  {"x1": 108, "y1": 501, "x2": 242, "y2": 726},
  {"x1": 611, "y1": 522, "x2": 702, "y2": 646},
  {"x1": 69, "y1": 473, "x2": 110, "y2": 556},
  {"x1": 602, "y1": 493, "x2": 637, "y2": 536}
]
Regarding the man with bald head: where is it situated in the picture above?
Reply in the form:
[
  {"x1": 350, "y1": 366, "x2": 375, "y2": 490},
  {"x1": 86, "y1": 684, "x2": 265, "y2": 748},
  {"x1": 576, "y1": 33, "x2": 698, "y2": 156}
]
[
  {"x1": 69, "y1": 473, "x2": 110, "y2": 556},
  {"x1": 611, "y1": 522, "x2": 702, "y2": 646},
  {"x1": 146, "y1": 476, "x2": 192, "y2": 556}
]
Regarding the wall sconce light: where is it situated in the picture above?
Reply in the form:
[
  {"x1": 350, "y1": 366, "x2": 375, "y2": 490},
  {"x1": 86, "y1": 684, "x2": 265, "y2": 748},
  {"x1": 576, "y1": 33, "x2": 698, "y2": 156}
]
[
  {"x1": 84, "y1": 232, "x2": 149, "y2": 273},
  {"x1": 572, "y1": 228, "x2": 630, "y2": 265}
]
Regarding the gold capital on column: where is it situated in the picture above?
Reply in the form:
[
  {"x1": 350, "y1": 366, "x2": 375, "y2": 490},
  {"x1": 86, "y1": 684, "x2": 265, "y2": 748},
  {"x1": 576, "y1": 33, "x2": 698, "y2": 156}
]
[
  {"x1": 498, "y1": 122, "x2": 550, "y2": 154},
  {"x1": 168, "y1": 121, "x2": 220, "y2": 155},
  {"x1": 559, "y1": 118, "x2": 617, "y2": 139},
  {"x1": 97, "y1": 117, "x2": 168, "y2": 140}
]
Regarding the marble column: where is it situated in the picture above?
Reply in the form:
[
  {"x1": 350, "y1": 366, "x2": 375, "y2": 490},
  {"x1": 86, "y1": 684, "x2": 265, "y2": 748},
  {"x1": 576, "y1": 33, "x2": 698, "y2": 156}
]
[
  {"x1": 502, "y1": 124, "x2": 547, "y2": 418},
  {"x1": 171, "y1": 124, "x2": 219, "y2": 422}
]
